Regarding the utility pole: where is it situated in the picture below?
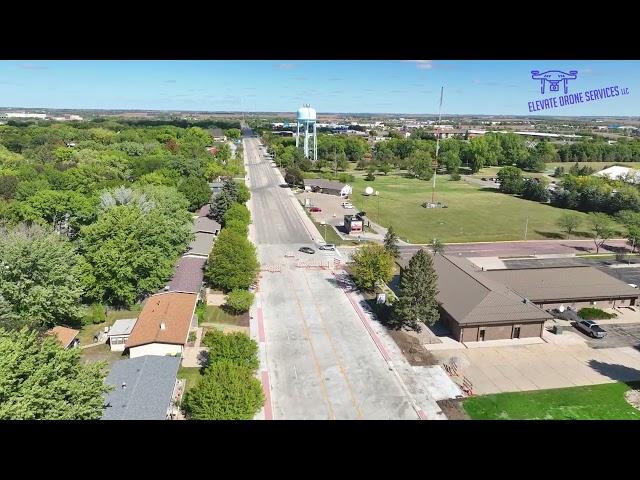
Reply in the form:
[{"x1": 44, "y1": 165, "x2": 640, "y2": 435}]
[
  {"x1": 431, "y1": 86, "x2": 444, "y2": 205},
  {"x1": 524, "y1": 217, "x2": 529, "y2": 240}
]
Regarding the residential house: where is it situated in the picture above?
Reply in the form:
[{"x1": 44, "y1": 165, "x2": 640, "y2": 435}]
[
  {"x1": 46, "y1": 326, "x2": 80, "y2": 349},
  {"x1": 102, "y1": 356, "x2": 182, "y2": 420},
  {"x1": 125, "y1": 292, "x2": 198, "y2": 358}
]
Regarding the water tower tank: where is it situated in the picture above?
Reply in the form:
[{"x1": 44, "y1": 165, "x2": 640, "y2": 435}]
[{"x1": 297, "y1": 105, "x2": 317, "y2": 122}]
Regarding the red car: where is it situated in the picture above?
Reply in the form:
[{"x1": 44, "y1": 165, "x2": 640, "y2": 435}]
[{"x1": 309, "y1": 207, "x2": 322, "y2": 212}]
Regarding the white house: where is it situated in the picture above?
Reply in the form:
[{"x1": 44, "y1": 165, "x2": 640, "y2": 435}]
[
  {"x1": 107, "y1": 318, "x2": 137, "y2": 352},
  {"x1": 125, "y1": 292, "x2": 198, "y2": 358}
]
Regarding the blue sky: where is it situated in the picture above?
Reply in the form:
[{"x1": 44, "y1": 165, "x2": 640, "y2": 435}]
[{"x1": 0, "y1": 60, "x2": 638, "y2": 116}]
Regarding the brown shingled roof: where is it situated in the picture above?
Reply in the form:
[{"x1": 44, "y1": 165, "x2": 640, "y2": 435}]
[
  {"x1": 485, "y1": 267, "x2": 640, "y2": 303},
  {"x1": 397, "y1": 253, "x2": 551, "y2": 325},
  {"x1": 46, "y1": 326, "x2": 79, "y2": 348},
  {"x1": 125, "y1": 292, "x2": 197, "y2": 349}
]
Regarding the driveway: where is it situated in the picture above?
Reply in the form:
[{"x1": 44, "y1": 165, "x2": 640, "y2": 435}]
[
  {"x1": 583, "y1": 323, "x2": 640, "y2": 349},
  {"x1": 429, "y1": 332, "x2": 640, "y2": 395}
]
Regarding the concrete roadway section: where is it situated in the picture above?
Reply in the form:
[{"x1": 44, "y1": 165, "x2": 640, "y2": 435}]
[{"x1": 244, "y1": 134, "x2": 419, "y2": 420}]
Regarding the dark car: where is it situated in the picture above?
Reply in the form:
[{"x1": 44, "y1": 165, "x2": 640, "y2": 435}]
[
  {"x1": 575, "y1": 319, "x2": 607, "y2": 338},
  {"x1": 299, "y1": 247, "x2": 315, "y2": 254},
  {"x1": 309, "y1": 207, "x2": 322, "y2": 212}
]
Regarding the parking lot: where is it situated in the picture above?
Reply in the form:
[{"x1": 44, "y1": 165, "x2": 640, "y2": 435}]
[
  {"x1": 576, "y1": 323, "x2": 640, "y2": 349},
  {"x1": 294, "y1": 191, "x2": 358, "y2": 227}
]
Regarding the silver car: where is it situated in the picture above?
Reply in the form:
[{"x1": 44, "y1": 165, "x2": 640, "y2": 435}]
[{"x1": 575, "y1": 319, "x2": 607, "y2": 338}]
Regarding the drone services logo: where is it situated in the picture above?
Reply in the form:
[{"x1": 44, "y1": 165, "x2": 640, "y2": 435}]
[{"x1": 527, "y1": 69, "x2": 630, "y2": 112}]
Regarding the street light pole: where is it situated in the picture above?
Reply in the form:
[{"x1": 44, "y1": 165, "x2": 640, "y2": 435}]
[{"x1": 524, "y1": 217, "x2": 529, "y2": 241}]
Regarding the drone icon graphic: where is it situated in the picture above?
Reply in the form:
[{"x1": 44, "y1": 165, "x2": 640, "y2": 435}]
[{"x1": 531, "y1": 70, "x2": 578, "y2": 95}]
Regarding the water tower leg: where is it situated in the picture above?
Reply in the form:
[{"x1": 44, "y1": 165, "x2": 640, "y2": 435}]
[
  {"x1": 313, "y1": 122, "x2": 317, "y2": 162},
  {"x1": 304, "y1": 121, "x2": 309, "y2": 158},
  {"x1": 296, "y1": 122, "x2": 299, "y2": 148}
]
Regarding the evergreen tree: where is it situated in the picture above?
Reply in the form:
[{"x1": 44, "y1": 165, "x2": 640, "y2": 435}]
[
  {"x1": 383, "y1": 225, "x2": 400, "y2": 258},
  {"x1": 389, "y1": 249, "x2": 439, "y2": 333}
]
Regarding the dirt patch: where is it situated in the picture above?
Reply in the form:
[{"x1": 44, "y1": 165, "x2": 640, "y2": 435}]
[
  {"x1": 437, "y1": 398, "x2": 470, "y2": 420},
  {"x1": 625, "y1": 389, "x2": 640, "y2": 410},
  {"x1": 387, "y1": 328, "x2": 438, "y2": 366}
]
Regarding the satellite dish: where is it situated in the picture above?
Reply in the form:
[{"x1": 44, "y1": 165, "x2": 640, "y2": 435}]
[{"x1": 364, "y1": 186, "x2": 374, "y2": 195}]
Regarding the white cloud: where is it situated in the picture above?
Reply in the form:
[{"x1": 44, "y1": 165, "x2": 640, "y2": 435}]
[
  {"x1": 402, "y1": 60, "x2": 433, "y2": 70},
  {"x1": 275, "y1": 63, "x2": 296, "y2": 70},
  {"x1": 18, "y1": 63, "x2": 47, "y2": 70}
]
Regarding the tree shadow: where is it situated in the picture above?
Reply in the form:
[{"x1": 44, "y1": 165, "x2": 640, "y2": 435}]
[
  {"x1": 588, "y1": 360, "x2": 640, "y2": 385},
  {"x1": 197, "y1": 350, "x2": 209, "y2": 371},
  {"x1": 535, "y1": 230, "x2": 565, "y2": 239},
  {"x1": 477, "y1": 187, "x2": 499, "y2": 192},
  {"x1": 568, "y1": 245, "x2": 593, "y2": 253}
]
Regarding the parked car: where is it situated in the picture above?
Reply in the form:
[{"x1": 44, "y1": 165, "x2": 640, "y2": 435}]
[
  {"x1": 319, "y1": 244, "x2": 336, "y2": 251},
  {"x1": 574, "y1": 319, "x2": 607, "y2": 338},
  {"x1": 299, "y1": 247, "x2": 315, "y2": 254},
  {"x1": 309, "y1": 207, "x2": 322, "y2": 212},
  {"x1": 342, "y1": 203, "x2": 354, "y2": 209}
]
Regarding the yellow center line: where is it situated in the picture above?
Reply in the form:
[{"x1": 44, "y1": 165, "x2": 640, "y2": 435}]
[
  {"x1": 286, "y1": 273, "x2": 336, "y2": 420},
  {"x1": 302, "y1": 269, "x2": 365, "y2": 420}
]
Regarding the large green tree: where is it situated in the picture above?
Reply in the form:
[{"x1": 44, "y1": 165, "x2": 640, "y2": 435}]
[
  {"x1": 0, "y1": 327, "x2": 110, "y2": 419},
  {"x1": 0, "y1": 224, "x2": 84, "y2": 329},
  {"x1": 79, "y1": 204, "x2": 191, "y2": 307},
  {"x1": 181, "y1": 360, "x2": 264, "y2": 420},
  {"x1": 383, "y1": 225, "x2": 400, "y2": 259},
  {"x1": 201, "y1": 330, "x2": 259, "y2": 370},
  {"x1": 350, "y1": 244, "x2": 395, "y2": 291},
  {"x1": 205, "y1": 229, "x2": 259, "y2": 291},
  {"x1": 588, "y1": 212, "x2": 616, "y2": 254},
  {"x1": 389, "y1": 249, "x2": 439, "y2": 332},
  {"x1": 497, "y1": 166, "x2": 524, "y2": 194},
  {"x1": 178, "y1": 176, "x2": 211, "y2": 211}
]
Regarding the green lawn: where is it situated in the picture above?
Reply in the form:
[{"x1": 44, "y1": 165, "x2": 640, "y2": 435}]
[
  {"x1": 201, "y1": 305, "x2": 246, "y2": 325},
  {"x1": 350, "y1": 174, "x2": 611, "y2": 243},
  {"x1": 177, "y1": 367, "x2": 203, "y2": 393},
  {"x1": 463, "y1": 382, "x2": 640, "y2": 420}
]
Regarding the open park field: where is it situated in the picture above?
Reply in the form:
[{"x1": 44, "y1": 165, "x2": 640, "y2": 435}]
[
  {"x1": 350, "y1": 175, "x2": 599, "y2": 243},
  {"x1": 463, "y1": 382, "x2": 640, "y2": 420}
]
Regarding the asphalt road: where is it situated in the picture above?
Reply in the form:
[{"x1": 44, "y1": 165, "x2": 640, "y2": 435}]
[{"x1": 244, "y1": 133, "x2": 418, "y2": 419}]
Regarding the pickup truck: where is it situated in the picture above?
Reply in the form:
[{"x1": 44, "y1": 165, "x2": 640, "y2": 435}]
[{"x1": 574, "y1": 319, "x2": 607, "y2": 338}]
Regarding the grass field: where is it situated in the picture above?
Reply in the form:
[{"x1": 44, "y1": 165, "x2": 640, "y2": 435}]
[
  {"x1": 201, "y1": 305, "x2": 245, "y2": 325},
  {"x1": 349, "y1": 175, "x2": 599, "y2": 243},
  {"x1": 463, "y1": 382, "x2": 640, "y2": 420},
  {"x1": 177, "y1": 367, "x2": 203, "y2": 394}
]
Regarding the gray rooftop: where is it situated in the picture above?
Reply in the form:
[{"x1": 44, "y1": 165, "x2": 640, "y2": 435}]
[
  {"x1": 107, "y1": 318, "x2": 137, "y2": 337},
  {"x1": 485, "y1": 266, "x2": 640, "y2": 303},
  {"x1": 169, "y1": 256, "x2": 206, "y2": 293},
  {"x1": 397, "y1": 253, "x2": 551, "y2": 325},
  {"x1": 304, "y1": 179, "x2": 347, "y2": 190},
  {"x1": 192, "y1": 216, "x2": 221, "y2": 234},
  {"x1": 187, "y1": 232, "x2": 215, "y2": 257},
  {"x1": 101, "y1": 356, "x2": 180, "y2": 420}
]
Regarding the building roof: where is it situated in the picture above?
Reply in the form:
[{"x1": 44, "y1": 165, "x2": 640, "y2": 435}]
[
  {"x1": 303, "y1": 179, "x2": 347, "y2": 190},
  {"x1": 125, "y1": 292, "x2": 198, "y2": 349},
  {"x1": 197, "y1": 204, "x2": 211, "y2": 217},
  {"x1": 168, "y1": 256, "x2": 206, "y2": 293},
  {"x1": 101, "y1": 356, "x2": 180, "y2": 420},
  {"x1": 593, "y1": 165, "x2": 640, "y2": 183},
  {"x1": 397, "y1": 253, "x2": 551, "y2": 325},
  {"x1": 485, "y1": 266, "x2": 640, "y2": 303},
  {"x1": 192, "y1": 216, "x2": 221, "y2": 234},
  {"x1": 46, "y1": 326, "x2": 80, "y2": 348},
  {"x1": 187, "y1": 232, "x2": 215, "y2": 257},
  {"x1": 107, "y1": 318, "x2": 137, "y2": 337}
]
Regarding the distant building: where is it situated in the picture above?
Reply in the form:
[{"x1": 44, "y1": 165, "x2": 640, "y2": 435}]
[
  {"x1": 303, "y1": 179, "x2": 352, "y2": 197},
  {"x1": 4, "y1": 112, "x2": 46, "y2": 119},
  {"x1": 593, "y1": 165, "x2": 640, "y2": 184}
]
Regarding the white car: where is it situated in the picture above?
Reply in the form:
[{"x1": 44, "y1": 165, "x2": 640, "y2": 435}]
[{"x1": 342, "y1": 203, "x2": 354, "y2": 209}]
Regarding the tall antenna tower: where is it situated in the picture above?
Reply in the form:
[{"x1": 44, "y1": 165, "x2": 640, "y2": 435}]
[{"x1": 431, "y1": 86, "x2": 444, "y2": 204}]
